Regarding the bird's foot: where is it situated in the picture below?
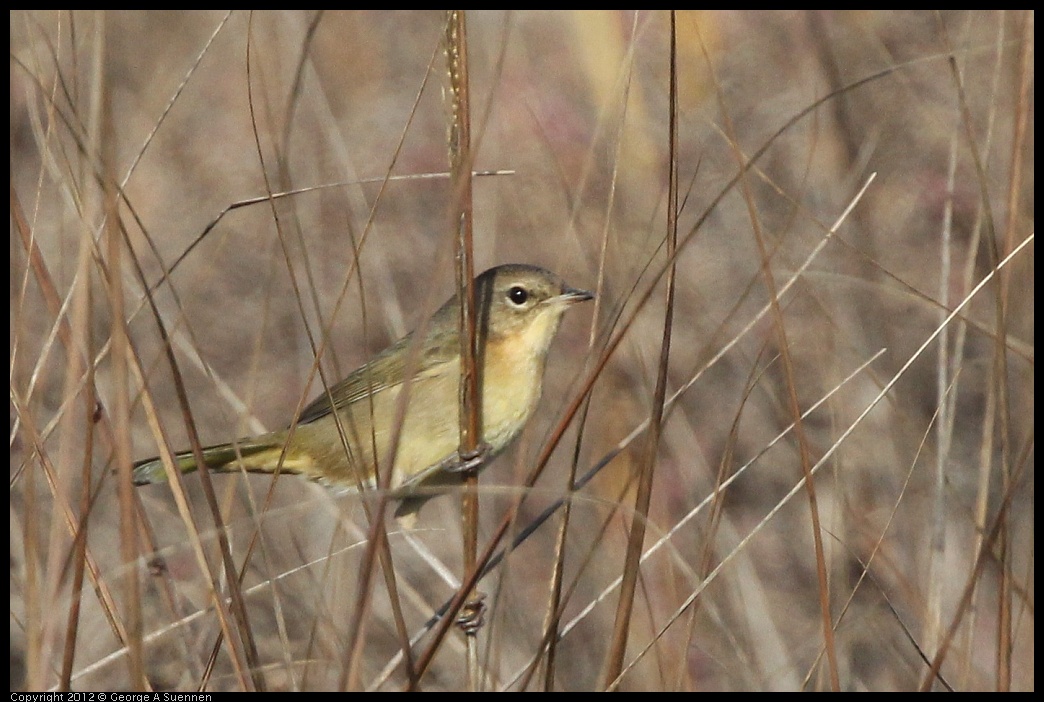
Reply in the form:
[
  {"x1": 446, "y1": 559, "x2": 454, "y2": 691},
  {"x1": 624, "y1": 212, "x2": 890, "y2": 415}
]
[
  {"x1": 456, "y1": 591, "x2": 487, "y2": 635},
  {"x1": 442, "y1": 441, "x2": 492, "y2": 474}
]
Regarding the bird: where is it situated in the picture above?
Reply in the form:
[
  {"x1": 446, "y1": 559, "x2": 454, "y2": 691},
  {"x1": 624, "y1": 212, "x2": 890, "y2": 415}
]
[{"x1": 132, "y1": 264, "x2": 592, "y2": 516}]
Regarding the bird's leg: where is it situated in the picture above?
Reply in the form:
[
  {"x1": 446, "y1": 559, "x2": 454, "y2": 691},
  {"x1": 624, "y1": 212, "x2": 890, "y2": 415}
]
[
  {"x1": 441, "y1": 441, "x2": 492, "y2": 474},
  {"x1": 456, "y1": 590, "x2": 487, "y2": 635}
]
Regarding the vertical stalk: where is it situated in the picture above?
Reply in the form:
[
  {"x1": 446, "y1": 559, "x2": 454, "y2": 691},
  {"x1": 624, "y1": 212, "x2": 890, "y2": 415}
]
[
  {"x1": 602, "y1": 11, "x2": 679, "y2": 689},
  {"x1": 446, "y1": 9, "x2": 483, "y2": 690},
  {"x1": 95, "y1": 11, "x2": 146, "y2": 689}
]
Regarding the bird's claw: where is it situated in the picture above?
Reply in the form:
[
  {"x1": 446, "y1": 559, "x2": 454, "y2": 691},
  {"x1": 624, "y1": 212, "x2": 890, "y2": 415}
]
[
  {"x1": 456, "y1": 591, "x2": 487, "y2": 635},
  {"x1": 443, "y1": 441, "x2": 492, "y2": 474}
]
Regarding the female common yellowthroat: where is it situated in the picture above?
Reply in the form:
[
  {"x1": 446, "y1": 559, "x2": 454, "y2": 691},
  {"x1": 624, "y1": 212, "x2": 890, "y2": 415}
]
[{"x1": 132, "y1": 264, "x2": 592, "y2": 515}]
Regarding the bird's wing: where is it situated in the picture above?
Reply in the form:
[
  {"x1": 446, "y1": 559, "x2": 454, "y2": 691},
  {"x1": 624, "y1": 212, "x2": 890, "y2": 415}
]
[{"x1": 295, "y1": 330, "x2": 457, "y2": 425}]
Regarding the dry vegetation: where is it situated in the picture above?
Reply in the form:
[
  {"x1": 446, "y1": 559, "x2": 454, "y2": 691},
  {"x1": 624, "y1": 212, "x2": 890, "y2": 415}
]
[{"x1": 10, "y1": 10, "x2": 1034, "y2": 691}]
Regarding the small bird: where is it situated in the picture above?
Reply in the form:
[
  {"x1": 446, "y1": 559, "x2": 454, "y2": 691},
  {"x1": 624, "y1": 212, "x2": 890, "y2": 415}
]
[{"x1": 132, "y1": 264, "x2": 592, "y2": 516}]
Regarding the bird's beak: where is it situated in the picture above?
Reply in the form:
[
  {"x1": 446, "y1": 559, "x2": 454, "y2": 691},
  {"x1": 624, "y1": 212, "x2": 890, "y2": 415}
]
[{"x1": 558, "y1": 286, "x2": 594, "y2": 305}]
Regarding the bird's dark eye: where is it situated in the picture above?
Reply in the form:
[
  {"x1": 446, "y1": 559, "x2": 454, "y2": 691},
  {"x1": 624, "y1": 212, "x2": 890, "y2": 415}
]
[{"x1": 508, "y1": 286, "x2": 529, "y2": 305}]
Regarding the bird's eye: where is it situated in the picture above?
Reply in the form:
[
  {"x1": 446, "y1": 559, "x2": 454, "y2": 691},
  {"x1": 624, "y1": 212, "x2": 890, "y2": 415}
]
[{"x1": 508, "y1": 286, "x2": 529, "y2": 306}]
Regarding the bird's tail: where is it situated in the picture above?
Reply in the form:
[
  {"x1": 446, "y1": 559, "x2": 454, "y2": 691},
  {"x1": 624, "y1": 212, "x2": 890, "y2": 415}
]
[{"x1": 131, "y1": 439, "x2": 288, "y2": 485}]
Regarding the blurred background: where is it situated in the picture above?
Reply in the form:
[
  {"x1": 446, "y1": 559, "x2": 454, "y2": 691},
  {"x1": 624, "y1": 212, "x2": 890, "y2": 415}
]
[{"x1": 10, "y1": 11, "x2": 1033, "y2": 691}]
